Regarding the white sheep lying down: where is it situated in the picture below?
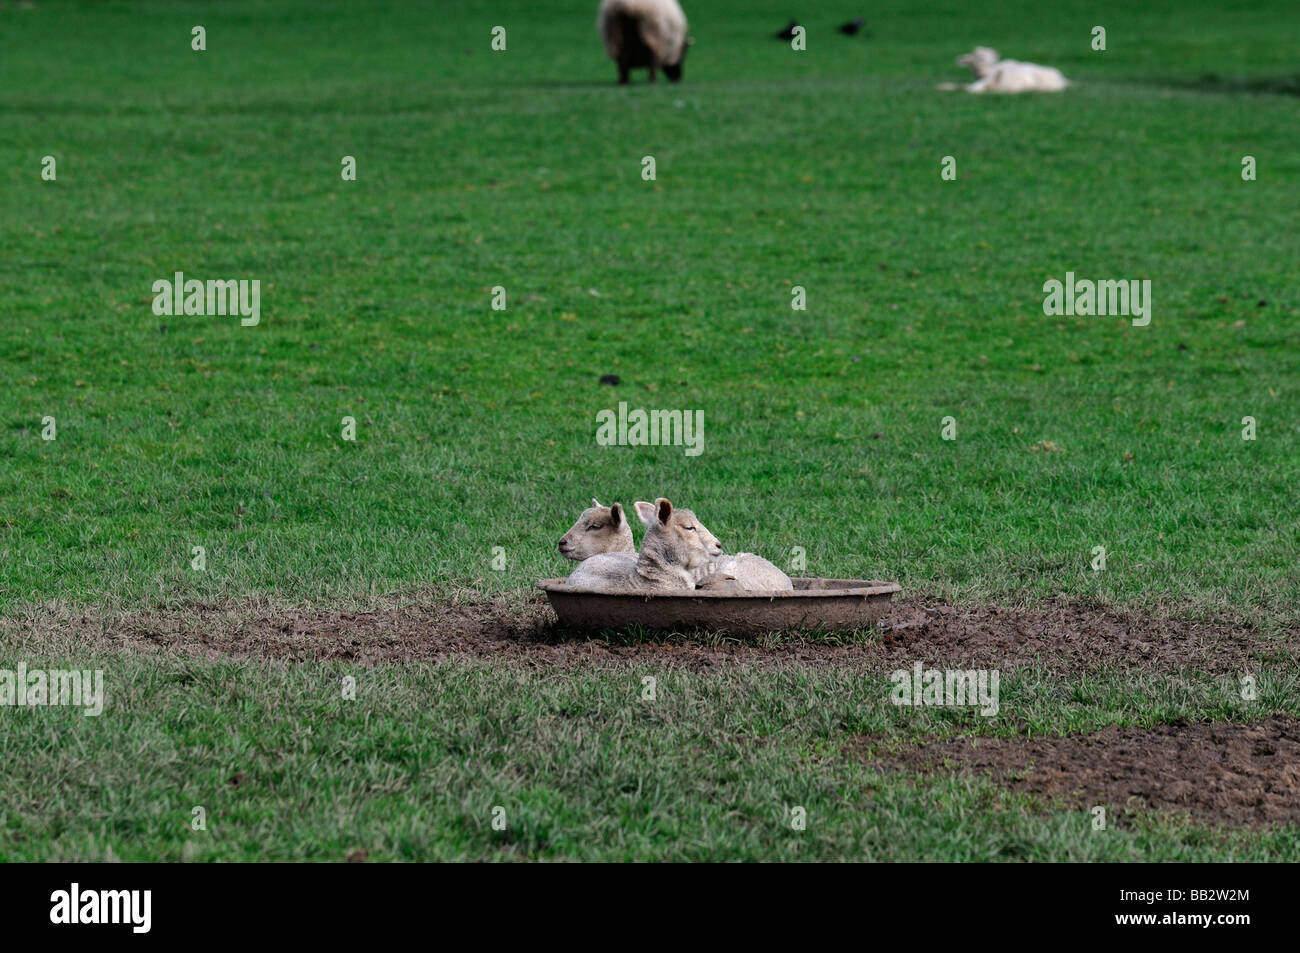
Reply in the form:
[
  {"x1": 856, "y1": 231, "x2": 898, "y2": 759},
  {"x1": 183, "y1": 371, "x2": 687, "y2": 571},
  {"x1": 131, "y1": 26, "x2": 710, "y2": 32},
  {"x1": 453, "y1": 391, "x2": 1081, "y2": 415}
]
[
  {"x1": 561, "y1": 498, "x2": 794, "y2": 592},
  {"x1": 567, "y1": 498, "x2": 721, "y2": 590},
  {"x1": 947, "y1": 47, "x2": 1069, "y2": 93},
  {"x1": 695, "y1": 553, "x2": 793, "y2": 591}
]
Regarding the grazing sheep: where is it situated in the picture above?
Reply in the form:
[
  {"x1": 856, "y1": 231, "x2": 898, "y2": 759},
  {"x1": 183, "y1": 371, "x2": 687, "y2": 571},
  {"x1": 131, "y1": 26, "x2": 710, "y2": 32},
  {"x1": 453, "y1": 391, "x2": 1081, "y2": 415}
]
[
  {"x1": 631, "y1": 501, "x2": 794, "y2": 592},
  {"x1": 696, "y1": 553, "x2": 793, "y2": 592},
  {"x1": 557, "y1": 499, "x2": 635, "y2": 561},
  {"x1": 943, "y1": 47, "x2": 1069, "y2": 93},
  {"x1": 566, "y1": 498, "x2": 722, "y2": 589},
  {"x1": 597, "y1": 0, "x2": 692, "y2": 84}
]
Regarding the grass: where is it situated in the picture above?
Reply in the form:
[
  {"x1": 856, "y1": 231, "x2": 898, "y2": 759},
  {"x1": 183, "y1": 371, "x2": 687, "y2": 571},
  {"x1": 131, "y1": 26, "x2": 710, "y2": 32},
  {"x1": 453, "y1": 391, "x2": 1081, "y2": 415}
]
[
  {"x1": 2, "y1": 0, "x2": 1297, "y2": 619},
  {"x1": 1, "y1": 0, "x2": 1297, "y2": 860},
  {"x1": 2, "y1": 654, "x2": 1297, "y2": 862}
]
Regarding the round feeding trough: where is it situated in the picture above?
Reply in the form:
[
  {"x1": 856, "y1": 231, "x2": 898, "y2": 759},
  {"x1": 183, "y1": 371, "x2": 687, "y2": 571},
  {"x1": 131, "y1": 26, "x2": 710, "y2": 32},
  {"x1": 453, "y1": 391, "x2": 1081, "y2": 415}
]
[{"x1": 537, "y1": 578, "x2": 902, "y2": 635}]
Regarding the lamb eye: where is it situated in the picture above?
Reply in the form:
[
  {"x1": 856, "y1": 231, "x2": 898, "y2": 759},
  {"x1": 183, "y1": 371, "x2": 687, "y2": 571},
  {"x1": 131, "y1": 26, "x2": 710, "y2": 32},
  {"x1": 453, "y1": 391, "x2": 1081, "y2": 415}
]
[
  {"x1": 685, "y1": 525, "x2": 696, "y2": 531},
  {"x1": 587, "y1": 523, "x2": 602, "y2": 531}
]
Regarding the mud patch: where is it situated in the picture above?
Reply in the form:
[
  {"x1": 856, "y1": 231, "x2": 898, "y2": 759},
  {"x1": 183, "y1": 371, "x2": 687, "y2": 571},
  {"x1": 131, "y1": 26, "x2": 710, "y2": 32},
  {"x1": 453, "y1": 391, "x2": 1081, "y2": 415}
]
[
  {"x1": 860, "y1": 716, "x2": 1300, "y2": 828},
  {"x1": 872, "y1": 601, "x2": 1286, "y2": 674},
  {"x1": 3, "y1": 595, "x2": 1293, "y2": 674}
]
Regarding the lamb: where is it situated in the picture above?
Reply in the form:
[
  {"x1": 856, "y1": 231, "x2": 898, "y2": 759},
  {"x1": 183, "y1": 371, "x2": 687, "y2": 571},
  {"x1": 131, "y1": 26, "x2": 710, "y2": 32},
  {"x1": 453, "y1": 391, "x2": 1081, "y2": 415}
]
[
  {"x1": 630, "y1": 501, "x2": 793, "y2": 592},
  {"x1": 557, "y1": 499, "x2": 635, "y2": 561},
  {"x1": 695, "y1": 553, "x2": 793, "y2": 592},
  {"x1": 566, "y1": 498, "x2": 722, "y2": 589},
  {"x1": 943, "y1": 47, "x2": 1069, "y2": 93},
  {"x1": 597, "y1": 0, "x2": 692, "y2": 85}
]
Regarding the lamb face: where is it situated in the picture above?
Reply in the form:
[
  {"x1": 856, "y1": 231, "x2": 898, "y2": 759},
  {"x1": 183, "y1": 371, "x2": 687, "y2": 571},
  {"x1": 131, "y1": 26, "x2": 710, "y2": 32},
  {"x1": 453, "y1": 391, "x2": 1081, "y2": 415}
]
[
  {"x1": 956, "y1": 47, "x2": 999, "y2": 78},
  {"x1": 634, "y1": 498, "x2": 723, "y2": 573},
  {"x1": 557, "y1": 499, "x2": 635, "y2": 561}
]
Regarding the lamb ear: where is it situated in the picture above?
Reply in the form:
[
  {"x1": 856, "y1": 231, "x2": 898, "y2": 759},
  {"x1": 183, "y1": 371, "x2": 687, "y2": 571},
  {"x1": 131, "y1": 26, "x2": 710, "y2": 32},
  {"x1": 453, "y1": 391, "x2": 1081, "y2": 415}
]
[
  {"x1": 609, "y1": 503, "x2": 623, "y2": 526},
  {"x1": 633, "y1": 501, "x2": 656, "y2": 526},
  {"x1": 592, "y1": 498, "x2": 602, "y2": 508},
  {"x1": 656, "y1": 498, "x2": 672, "y2": 525}
]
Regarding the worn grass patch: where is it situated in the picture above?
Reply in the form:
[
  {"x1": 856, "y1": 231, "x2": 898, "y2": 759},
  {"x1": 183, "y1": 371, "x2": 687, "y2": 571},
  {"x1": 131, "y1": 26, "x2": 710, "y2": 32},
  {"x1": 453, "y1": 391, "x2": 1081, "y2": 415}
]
[
  {"x1": 4, "y1": 597, "x2": 1295, "y2": 674},
  {"x1": 2, "y1": 648, "x2": 1297, "y2": 861},
  {"x1": 858, "y1": 716, "x2": 1300, "y2": 829}
]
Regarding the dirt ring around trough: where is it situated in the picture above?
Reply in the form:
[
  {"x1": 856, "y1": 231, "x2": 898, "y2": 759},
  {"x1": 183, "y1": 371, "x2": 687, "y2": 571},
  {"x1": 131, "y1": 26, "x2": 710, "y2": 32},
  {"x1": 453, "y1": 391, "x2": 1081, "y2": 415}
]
[{"x1": 12, "y1": 595, "x2": 1295, "y2": 675}]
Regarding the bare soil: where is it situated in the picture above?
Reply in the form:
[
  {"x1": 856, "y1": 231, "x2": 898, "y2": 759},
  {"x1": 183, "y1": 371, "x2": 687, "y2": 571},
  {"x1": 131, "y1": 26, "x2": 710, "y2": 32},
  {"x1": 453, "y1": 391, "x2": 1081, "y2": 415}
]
[
  {"x1": 858, "y1": 716, "x2": 1300, "y2": 829},
  {"x1": 11, "y1": 595, "x2": 1293, "y2": 674}
]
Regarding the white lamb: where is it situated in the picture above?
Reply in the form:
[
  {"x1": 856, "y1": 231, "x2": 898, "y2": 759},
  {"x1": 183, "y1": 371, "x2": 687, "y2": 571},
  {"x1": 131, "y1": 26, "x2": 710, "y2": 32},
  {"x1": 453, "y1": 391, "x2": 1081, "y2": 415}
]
[
  {"x1": 695, "y1": 553, "x2": 793, "y2": 592},
  {"x1": 597, "y1": 0, "x2": 692, "y2": 84},
  {"x1": 944, "y1": 47, "x2": 1069, "y2": 93},
  {"x1": 566, "y1": 498, "x2": 722, "y2": 590},
  {"x1": 631, "y1": 502, "x2": 793, "y2": 592},
  {"x1": 557, "y1": 499, "x2": 635, "y2": 561}
]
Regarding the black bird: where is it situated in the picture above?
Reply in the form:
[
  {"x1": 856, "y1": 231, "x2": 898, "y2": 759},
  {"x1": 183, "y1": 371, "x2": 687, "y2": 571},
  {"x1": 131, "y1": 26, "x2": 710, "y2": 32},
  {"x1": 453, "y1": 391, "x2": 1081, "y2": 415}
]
[
  {"x1": 838, "y1": 18, "x2": 866, "y2": 36},
  {"x1": 774, "y1": 19, "x2": 799, "y2": 40}
]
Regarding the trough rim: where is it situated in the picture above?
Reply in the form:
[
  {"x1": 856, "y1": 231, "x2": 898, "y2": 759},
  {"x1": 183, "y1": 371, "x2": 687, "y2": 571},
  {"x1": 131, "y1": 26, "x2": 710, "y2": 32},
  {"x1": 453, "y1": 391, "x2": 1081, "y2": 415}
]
[{"x1": 537, "y1": 577, "x2": 901, "y2": 599}]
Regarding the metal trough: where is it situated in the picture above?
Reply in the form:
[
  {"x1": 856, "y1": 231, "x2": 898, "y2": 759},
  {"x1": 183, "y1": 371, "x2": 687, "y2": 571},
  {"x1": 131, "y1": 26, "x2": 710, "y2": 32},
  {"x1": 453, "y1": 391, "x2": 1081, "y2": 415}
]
[{"x1": 537, "y1": 577, "x2": 901, "y2": 635}]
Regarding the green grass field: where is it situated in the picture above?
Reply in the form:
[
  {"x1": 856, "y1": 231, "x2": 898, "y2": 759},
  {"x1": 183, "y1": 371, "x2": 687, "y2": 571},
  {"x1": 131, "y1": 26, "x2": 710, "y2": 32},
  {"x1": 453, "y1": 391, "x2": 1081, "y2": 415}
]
[
  {"x1": 2, "y1": 654, "x2": 1297, "y2": 862},
  {"x1": 1, "y1": 0, "x2": 1297, "y2": 861}
]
